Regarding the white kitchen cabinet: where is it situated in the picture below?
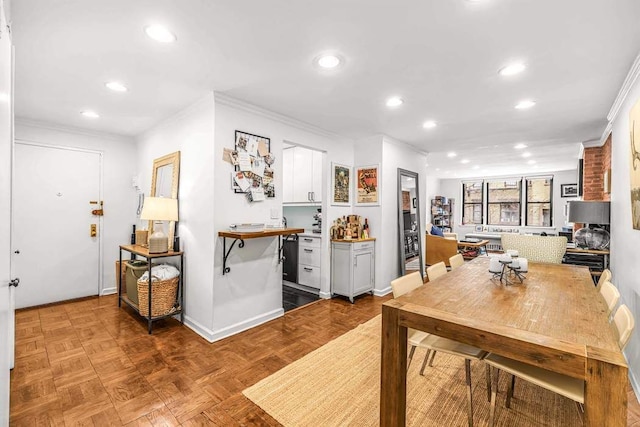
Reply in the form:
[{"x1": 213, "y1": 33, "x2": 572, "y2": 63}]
[
  {"x1": 298, "y1": 235, "x2": 321, "y2": 289},
  {"x1": 331, "y1": 239, "x2": 375, "y2": 303},
  {"x1": 283, "y1": 146, "x2": 322, "y2": 204}
]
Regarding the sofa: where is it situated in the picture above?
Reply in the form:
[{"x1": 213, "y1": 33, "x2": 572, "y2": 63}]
[{"x1": 500, "y1": 234, "x2": 567, "y2": 264}]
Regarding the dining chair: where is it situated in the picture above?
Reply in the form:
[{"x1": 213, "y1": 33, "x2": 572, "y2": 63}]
[
  {"x1": 426, "y1": 261, "x2": 447, "y2": 281},
  {"x1": 600, "y1": 280, "x2": 620, "y2": 316},
  {"x1": 390, "y1": 272, "x2": 431, "y2": 370},
  {"x1": 596, "y1": 268, "x2": 612, "y2": 290},
  {"x1": 485, "y1": 304, "x2": 635, "y2": 426},
  {"x1": 449, "y1": 253, "x2": 465, "y2": 270}
]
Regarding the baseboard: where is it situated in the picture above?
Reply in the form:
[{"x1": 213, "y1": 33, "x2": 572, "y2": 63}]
[
  {"x1": 185, "y1": 308, "x2": 284, "y2": 343},
  {"x1": 319, "y1": 291, "x2": 332, "y2": 299},
  {"x1": 373, "y1": 287, "x2": 392, "y2": 297},
  {"x1": 101, "y1": 287, "x2": 117, "y2": 296},
  {"x1": 628, "y1": 352, "x2": 640, "y2": 403}
]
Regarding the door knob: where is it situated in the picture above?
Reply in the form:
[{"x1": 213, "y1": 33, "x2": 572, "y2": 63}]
[
  {"x1": 14, "y1": 250, "x2": 19, "y2": 254},
  {"x1": 9, "y1": 278, "x2": 19, "y2": 287}
]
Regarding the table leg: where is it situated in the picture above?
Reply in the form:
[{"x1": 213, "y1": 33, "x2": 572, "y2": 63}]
[
  {"x1": 118, "y1": 249, "x2": 122, "y2": 307},
  {"x1": 148, "y1": 260, "x2": 153, "y2": 334},
  {"x1": 584, "y1": 353, "x2": 627, "y2": 426},
  {"x1": 380, "y1": 304, "x2": 407, "y2": 427}
]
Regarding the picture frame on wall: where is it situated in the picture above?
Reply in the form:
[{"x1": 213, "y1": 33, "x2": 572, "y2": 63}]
[
  {"x1": 331, "y1": 162, "x2": 351, "y2": 206},
  {"x1": 232, "y1": 130, "x2": 274, "y2": 198},
  {"x1": 355, "y1": 164, "x2": 380, "y2": 205},
  {"x1": 560, "y1": 183, "x2": 579, "y2": 198}
]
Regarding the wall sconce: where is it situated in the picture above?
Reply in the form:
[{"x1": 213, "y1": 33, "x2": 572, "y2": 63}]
[{"x1": 140, "y1": 197, "x2": 179, "y2": 253}]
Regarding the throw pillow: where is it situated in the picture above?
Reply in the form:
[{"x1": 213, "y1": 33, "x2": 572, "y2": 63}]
[{"x1": 431, "y1": 225, "x2": 444, "y2": 237}]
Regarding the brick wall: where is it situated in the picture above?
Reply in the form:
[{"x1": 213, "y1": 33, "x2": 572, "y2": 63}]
[{"x1": 582, "y1": 134, "x2": 612, "y2": 201}]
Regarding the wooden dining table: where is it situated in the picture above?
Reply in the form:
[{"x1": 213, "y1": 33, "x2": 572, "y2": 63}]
[{"x1": 380, "y1": 257, "x2": 627, "y2": 426}]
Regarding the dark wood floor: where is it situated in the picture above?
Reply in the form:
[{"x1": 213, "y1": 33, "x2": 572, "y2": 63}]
[
  {"x1": 281, "y1": 285, "x2": 320, "y2": 312},
  {"x1": 10, "y1": 293, "x2": 640, "y2": 426}
]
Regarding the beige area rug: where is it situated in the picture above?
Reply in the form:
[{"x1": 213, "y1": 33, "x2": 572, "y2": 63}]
[{"x1": 243, "y1": 315, "x2": 581, "y2": 427}]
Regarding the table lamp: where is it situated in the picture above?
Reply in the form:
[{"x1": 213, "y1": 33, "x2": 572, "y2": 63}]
[
  {"x1": 567, "y1": 201, "x2": 610, "y2": 250},
  {"x1": 140, "y1": 196, "x2": 179, "y2": 253}
]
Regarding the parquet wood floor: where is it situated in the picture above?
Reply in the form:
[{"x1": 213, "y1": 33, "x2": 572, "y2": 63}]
[{"x1": 10, "y1": 294, "x2": 640, "y2": 426}]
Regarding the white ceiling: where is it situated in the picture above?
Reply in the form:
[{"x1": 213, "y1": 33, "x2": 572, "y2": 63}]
[{"x1": 9, "y1": 0, "x2": 640, "y2": 178}]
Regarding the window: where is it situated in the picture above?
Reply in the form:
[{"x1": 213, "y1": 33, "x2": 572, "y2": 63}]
[
  {"x1": 487, "y1": 180, "x2": 521, "y2": 225},
  {"x1": 525, "y1": 176, "x2": 553, "y2": 227},
  {"x1": 462, "y1": 181, "x2": 483, "y2": 224}
]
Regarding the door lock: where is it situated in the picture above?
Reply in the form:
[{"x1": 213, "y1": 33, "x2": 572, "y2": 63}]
[
  {"x1": 91, "y1": 209, "x2": 104, "y2": 216},
  {"x1": 90, "y1": 224, "x2": 97, "y2": 237},
  {"x1": 9, "y1": 278, "x2": 19, "y2": 287}
]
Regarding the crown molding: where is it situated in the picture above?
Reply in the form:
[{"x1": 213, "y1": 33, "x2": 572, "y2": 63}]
[
  {"x1": 582, "y1": 137, "x2": 604, "y2": 149},
  {"x1": 606, "y1": 53, "x2": 640, "y2": 123},
  {"x1": 15, "y1": 117, "x2": 133, "y2": 142},
  {"x1": 598, "y1": 122, "x2": 613, "y2": 147},
  {"x1": 137, "y1": 92, "x2": 214, "y2": 141},
  {"x1": 382, "y1": 134, "x2": 430, "y2": 157},
  {"x1": 214, "y1": 92, "x2": 350, "y2": 142}
]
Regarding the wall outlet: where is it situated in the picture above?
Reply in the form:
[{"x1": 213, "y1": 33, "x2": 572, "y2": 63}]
[{"x1": 270, "y1": 208, "x2": 279, "y2": 219}]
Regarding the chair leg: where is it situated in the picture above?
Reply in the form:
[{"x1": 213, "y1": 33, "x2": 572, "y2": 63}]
[
  {"x1": 465, "y1": 359, "x2": 473, "y2": 427},
  {"x1": 419, "y1": 350, "x2": 431, "y2": 376},
  {"x1": 506, "y1": 374, "x2": 515, "y2": 408},
  {"x1": 485, "y1": 364, "x2": 492, "y2": 402},
  {"x1": 407, "y1": 346, "x2": 416, "y2": 371},
  {"x1": 489, "y1": 367, "x2": 500, "y2": 427},
  {"x1": 428, "y1": 350, "x2": 437, "y2": 367}
]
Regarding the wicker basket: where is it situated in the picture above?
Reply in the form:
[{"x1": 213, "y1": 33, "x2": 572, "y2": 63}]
[{"x1": 137, "y1": 275, "x2": 179, "y2": 317}]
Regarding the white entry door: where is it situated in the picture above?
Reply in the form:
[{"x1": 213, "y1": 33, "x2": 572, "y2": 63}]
[
  {"x1": 0, "y1": 2, "x2": 13, "y2": 422},
  {"x1": 13, "y1": 142, "x2": 101, "y2": 308}
]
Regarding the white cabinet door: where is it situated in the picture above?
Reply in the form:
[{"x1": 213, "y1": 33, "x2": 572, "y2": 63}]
[
  {"x1": 292, "y1": 147, "x2": 313, "y2": 202},
  {"x1": 353, "y1": 249, "x2": 373, "y2": 295},
  {"x1": 311, "y1": 150, "x2": 323, "y2": 202},
  {"x1": 283, "y1": 147, "x2": 294, "y2": 202}
]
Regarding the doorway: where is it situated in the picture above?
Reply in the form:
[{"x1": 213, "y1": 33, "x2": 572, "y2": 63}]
[{"x1": 12, "y1": 142, "x2": 102, "y2": 308}]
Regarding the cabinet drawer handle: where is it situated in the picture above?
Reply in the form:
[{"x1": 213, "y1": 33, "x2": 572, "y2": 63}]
[
  {"x1": 304, "y1": 238, "x2": 313, "y2": 242},
  {"x1": 304, "y1": 267, "x2": 313, "y2": 272},
  {"x1": 304, "y1": 249, "x2": 313, "y2": 253}
]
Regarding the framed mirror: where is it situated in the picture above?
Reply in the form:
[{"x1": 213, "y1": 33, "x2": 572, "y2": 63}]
[
  {"x1": 397, "y1": 168, "x2": 424, "y2": 278},
  {"x1": 149, "y1": 151, "x2": 181, "y2": 246}
]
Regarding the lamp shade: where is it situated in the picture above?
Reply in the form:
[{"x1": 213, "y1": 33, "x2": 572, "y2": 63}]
[
  {"x1": 567, "y1": 201, "x2": 610, "y2": 224},
  {"x1": 140, "y1": 197, "x2": 179, "y2": 221}
]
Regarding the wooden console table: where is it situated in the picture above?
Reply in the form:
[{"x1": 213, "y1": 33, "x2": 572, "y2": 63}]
[
  {"x1": 118, "y1": 244, "x2": 184, "y2": 334},
  {"x1": 457, "y1": 239, "x2": 489, "y2": 259},
  {"x1": 218, "y1": 228, "x2": 304, "y2": 274}
]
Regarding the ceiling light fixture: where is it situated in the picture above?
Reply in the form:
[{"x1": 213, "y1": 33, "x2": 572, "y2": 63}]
[
  {"x1": 461, "y1": 159, "x2": 470, "y2": 164},
  {"x1": 522, "y1": 152, "x2": 531, "y2": 158},
  {"x1": 447, "y1": 152, "x2": 457, "y2": 158},
  {"x1": 499, "y1": 62, "x2": 526, "y2": 76},
  {"x1": 317, "y1": 54, "x2": 341, "y2": 69},
  {"x1": 422, "y1": 120, "x2": 437, "y2": 129},
  {"x1": 514, "y1": 143, "x2": 528, "y2": 149},
  {"x1": 81, "y1": 111, "x2": 99, "y2": 119},
  {"x1": 386, "y1": 97, "x2": 404, "y2": 108},
  {"x1": 144, "y1": 25, "x2": 177, "y2": 43},
  {"x1": 105, "y1": 81, "x2": 128, "y2": 92},
  {"x1": 515, "y1": 100, "x2": 536, "y2": 109}
]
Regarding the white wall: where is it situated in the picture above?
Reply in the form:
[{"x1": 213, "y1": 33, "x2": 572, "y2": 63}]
[
  {"x1": 211, "y1": 94, "x2": 354, "y2": 340},
  {"x1": 609, "y1": 63, "x2": 640, "y2": 393},
  {"x1": 15, "y1": 120, "x2": 138, "y2": 295},
  {"x1": 438, "y1": 169, "x2": 577, "y2": 238},
  {"x1": 135, "y1": 94, "x2": 216, "y2": 339}
]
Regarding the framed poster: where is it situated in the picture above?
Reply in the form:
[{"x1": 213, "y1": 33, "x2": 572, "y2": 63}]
[
  {"x1": 631, "y1": 97, "x2": 640, "y2": 229},
  {"x1": 355, "y1": 164, "x2": 380, "y2": 205},
  {"x1": 560, "y1": 183, "x2": 578, "y2": 198},
  {"x1": 331, "y1": 162, "x2": 351, "y2": 206}
]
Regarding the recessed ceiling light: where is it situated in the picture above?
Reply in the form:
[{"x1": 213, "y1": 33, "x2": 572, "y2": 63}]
[
  {"x1": 386, "y1": 97, "x2": 404, "y2": 108},
  {"x1": 447, "y1": 152, "x2": 457, "y2": 158},
  {"x1": 144, "y1": 25, "x2": 176, "y2": 43},
  {"x1": 105, "y1": 81, "x2": 128, "y2": 92},
  {"x1": 422, "y1": 120, "x2": 437, "y2": 129},
  {"x1": 499, "y1": 62, "x2": 526, "y2": 76},
  {"x1": 514, "y1": 143, "x2": 528, "y2": 149},
  {"x1": 461, "y1": 159, "x2": 470, "y2": 164},
  {"x1": 317, "y1": 55, "x2": 341, "y2": 69},
  {"x1": 527, "y1": 160, "x2": 536, "y2": 165},
  {"x1": 435, "y1": 168, "x2": 440, "y2": 171},
  {"x1": 522, "y1": 152, "x2": 531, "y2": 158},
  {"x1": 81, "y1": 111, "x2": 99, "y2": 119},
  {"x1": 515, "y1": 100, "x2": 536, "y2": 109}
]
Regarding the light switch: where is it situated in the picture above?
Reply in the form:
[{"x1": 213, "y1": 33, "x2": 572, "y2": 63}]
[{"x1": 270, "y1": 208, "x2": 279, "y2": 219}]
